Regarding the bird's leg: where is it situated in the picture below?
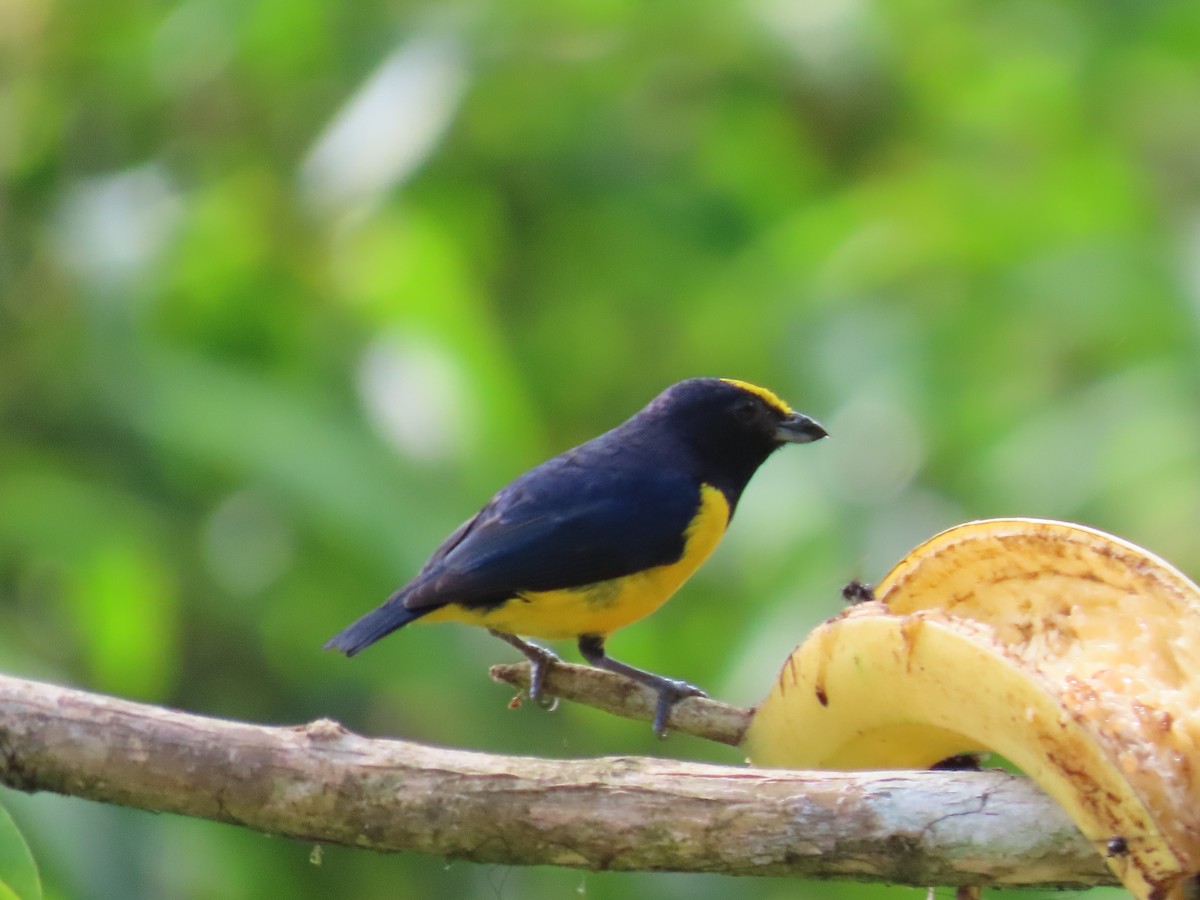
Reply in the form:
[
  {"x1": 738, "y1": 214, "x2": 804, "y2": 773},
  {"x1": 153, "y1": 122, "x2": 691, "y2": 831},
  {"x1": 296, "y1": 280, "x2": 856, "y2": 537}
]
[
  {"x1": 489, "y1": 629, "x2": 560, "y2": 709},
  {"x1": 577, "y1": 634, "x2": 706, "y2": 737}
]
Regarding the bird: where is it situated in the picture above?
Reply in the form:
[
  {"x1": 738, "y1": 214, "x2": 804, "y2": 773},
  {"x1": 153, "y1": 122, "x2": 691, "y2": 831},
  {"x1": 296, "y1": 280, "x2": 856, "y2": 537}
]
[{"x1": 325, "y1": 377, "x2": 827, "y2": 735}]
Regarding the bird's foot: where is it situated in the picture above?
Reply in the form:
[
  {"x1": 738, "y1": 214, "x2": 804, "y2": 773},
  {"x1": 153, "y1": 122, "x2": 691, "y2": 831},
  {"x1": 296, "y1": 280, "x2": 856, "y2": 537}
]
[
  {"x1": 576, "y1": 634, "x2": 706, "y2": 737},
  {"x1": 489, "y1": 629, "x2": 561, "y2": 710},
  {"x1": 649, "y1": 679, "x2": 707, "y2": 738},
  {"x1": 526, "y1": 649, "x2": 561, "y2": 711}
]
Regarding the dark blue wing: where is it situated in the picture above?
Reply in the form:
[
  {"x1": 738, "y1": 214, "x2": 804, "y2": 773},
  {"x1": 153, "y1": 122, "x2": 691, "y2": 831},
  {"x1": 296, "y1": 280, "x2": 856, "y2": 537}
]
[{"x1": 402, "y1": 450, "x2": 703, "y2": 611}]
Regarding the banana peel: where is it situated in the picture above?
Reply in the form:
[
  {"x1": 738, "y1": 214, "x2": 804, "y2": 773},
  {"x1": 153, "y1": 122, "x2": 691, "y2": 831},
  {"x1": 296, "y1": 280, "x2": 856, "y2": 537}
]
[{"x1": 745, "y1": 518, "x2": 1200, "y2": 899}]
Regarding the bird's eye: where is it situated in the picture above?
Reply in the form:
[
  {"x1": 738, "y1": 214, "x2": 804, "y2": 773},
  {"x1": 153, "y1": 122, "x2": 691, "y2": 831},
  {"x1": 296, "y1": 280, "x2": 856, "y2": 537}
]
[{"x1": 734, "y1": 400, "x2": 758, "y2": 422}]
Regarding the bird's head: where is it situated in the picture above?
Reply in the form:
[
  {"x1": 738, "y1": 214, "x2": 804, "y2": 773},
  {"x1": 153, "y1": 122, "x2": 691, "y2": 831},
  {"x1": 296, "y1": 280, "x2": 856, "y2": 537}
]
[{"x1": 639, "y1": 378, "x2": 827, "y2": 483}]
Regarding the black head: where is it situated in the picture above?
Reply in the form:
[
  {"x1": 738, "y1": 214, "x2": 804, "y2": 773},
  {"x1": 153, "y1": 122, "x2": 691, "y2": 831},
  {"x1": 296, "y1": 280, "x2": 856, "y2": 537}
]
[{"x1": 635, "y1": 377, "x2": 827, "y2": 504}]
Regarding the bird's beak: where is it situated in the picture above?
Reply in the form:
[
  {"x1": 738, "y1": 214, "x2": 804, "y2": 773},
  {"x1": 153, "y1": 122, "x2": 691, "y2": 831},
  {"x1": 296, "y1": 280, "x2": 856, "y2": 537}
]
[{"x1": 775, "y1": 412, "x2": 828, "y2": 444}]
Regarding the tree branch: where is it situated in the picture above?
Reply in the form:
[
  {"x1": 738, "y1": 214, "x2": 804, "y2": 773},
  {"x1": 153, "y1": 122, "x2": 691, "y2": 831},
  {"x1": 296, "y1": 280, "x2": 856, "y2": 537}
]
[
  {"x1": 489, "y1": 659, "x2": 751, "y2": 745},
  {"x1": 0, "y1": 672, "x2": 1114, "y2": 888}
]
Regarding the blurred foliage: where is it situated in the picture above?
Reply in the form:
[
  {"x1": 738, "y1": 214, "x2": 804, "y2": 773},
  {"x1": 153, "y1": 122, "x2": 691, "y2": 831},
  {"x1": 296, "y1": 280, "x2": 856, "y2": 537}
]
[
  {"x1": 2, "y1": 0, "x2": 1200, "y2": 898},
  {"x1": 0, "y1": 803, "x2": 41, "y2": 900}
]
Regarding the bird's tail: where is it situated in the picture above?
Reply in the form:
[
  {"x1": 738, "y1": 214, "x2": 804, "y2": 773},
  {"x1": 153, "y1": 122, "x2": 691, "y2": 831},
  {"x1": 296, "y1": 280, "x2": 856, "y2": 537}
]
[{"x1": 323, "y1": 595, "x2": 427, "y2": 656}]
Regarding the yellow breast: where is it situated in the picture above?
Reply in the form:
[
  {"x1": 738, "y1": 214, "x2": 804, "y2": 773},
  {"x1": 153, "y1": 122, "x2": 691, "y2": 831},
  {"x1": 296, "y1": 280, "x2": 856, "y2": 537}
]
[{"x1": 423, "y1": 484, "x2": 731, "y2": 640}]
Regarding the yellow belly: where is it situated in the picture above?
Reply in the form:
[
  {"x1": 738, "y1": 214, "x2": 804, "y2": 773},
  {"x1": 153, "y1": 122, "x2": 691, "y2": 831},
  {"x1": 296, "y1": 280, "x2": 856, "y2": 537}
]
[{"x1": 421, "y1": 484, "x2": 730, "y2": 640}]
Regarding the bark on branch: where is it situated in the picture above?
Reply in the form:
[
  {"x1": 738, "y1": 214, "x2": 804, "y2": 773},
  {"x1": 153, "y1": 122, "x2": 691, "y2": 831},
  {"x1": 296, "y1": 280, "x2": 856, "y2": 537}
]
[
  {"x1": 0, "y1": 672, "x2": 1114, "y2": 888},
  {"x1": 489, "y1": 658, "x2": 752, "y2": 745}
]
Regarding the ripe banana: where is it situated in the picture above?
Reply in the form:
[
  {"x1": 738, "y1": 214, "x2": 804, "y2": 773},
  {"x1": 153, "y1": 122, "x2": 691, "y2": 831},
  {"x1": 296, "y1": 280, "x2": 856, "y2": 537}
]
[{"x1": 744, "y1": 518, "x2": 1200, "y2": 899}]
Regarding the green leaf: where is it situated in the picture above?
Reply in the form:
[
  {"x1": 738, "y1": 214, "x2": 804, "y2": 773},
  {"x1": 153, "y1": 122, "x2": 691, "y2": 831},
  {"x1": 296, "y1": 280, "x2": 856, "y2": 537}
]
[{"x1": 0, "y1": 804, "x2": 41, "y2": 900}]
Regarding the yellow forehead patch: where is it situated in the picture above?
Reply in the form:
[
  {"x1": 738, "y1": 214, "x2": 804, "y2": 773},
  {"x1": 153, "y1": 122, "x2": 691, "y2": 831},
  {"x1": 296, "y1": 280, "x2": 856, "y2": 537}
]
[{"x1": 720, "y1": 378, "x2": 794, "y2": 415}]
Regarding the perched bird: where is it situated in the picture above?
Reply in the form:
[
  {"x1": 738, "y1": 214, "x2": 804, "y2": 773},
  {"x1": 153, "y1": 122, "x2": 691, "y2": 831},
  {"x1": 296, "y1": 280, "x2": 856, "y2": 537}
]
[{"x1": 326, "y1": 377, "x2": 827, "y2": 734}]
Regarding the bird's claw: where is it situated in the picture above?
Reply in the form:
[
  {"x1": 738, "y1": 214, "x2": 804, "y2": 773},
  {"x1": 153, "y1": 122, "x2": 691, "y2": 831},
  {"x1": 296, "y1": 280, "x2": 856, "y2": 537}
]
[
  {"x1": 489, "y1": 629, "x2": 563, "y2": 712},
  {"x1": 527, "y1": 656, "x2": 560, "y2": 711},
  {"x1": 651, "y1": 679, "x2": 706, "y2": 738}
]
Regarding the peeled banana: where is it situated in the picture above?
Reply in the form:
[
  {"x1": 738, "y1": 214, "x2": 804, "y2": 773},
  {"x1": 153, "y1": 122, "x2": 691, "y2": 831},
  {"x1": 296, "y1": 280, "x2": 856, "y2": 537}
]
[{"x1": 745, "y1": 518, "x2": 1200, "y2": 899}]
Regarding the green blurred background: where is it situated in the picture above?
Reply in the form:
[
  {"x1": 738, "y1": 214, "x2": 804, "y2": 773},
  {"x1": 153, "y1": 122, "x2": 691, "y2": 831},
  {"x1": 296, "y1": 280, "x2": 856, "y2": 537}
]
[{"x1": 3, "y1": 0, "x2": 1197, "y2": 897}]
